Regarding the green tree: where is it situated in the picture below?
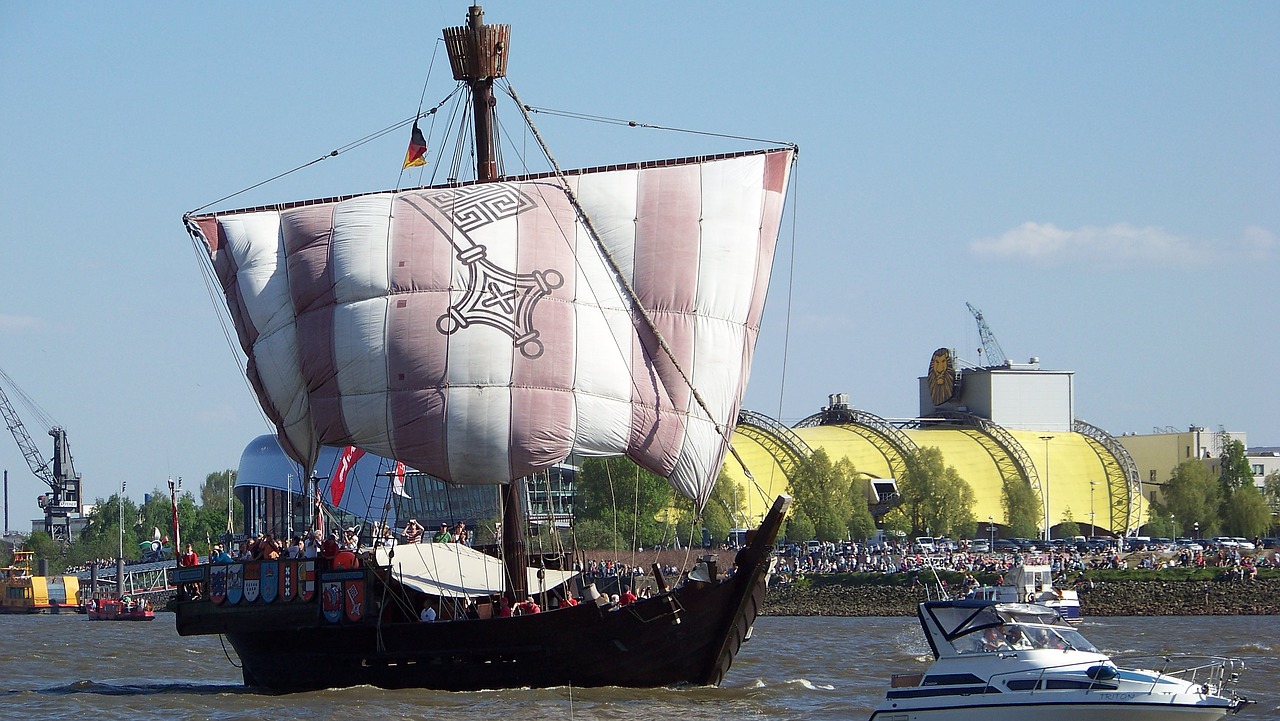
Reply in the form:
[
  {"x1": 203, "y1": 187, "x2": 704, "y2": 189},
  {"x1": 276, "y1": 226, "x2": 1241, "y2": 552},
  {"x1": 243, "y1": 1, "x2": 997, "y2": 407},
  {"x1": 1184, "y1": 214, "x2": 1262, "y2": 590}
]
[
  {"x1": 1161, "y1": 460, "x2": 1221, "y2": 536},
  {"x1": 1143, "y1": 507, "x2": 1178, "y2": 537},
  {"x1": 893, "y1": 447, "x2": 975, "y2": 538},
  {"x1": 785, "y1": 509, "x2": 816, "y2": 543},
  {"x1": 700, "y1": 471, "x2": 746, "y2": 546},
  {"x1": 73, "y1": 493, "x2": 141, "y2": 563},
  {"x1": 1001, "y1": 477, "x2": 1041, "y2": 538},
  {"x1": 1219, "y1": 438, "x2": 1253, "y2": 495},
  {"x1": 846, "y1": 469, "x2": 878, "y2": 541},
  {"x1": 1057, "y1": 507, "x2": 1081, "y2": 539},
  {"x1": 571, "y1": 518, "x2": 625, "y2": 551},
  {"x1": 199, "y1": 470, "x2": 242, "y2": 536},
  {"x1": 574, "y1": 458, "x2": 674, "y2": 549},
  {"x1": 787, "y1": 449, "x2": 854, "y2": 541},
  {"x1": 1264, "y1": 471, "x2": 1280, "y2": 531},
  {"x1": 22, "y1": 531, "x2": 63, "y2": 571},
  {"x1": 1221, "y1": 483, "x2": 1270, "y2": 538}
]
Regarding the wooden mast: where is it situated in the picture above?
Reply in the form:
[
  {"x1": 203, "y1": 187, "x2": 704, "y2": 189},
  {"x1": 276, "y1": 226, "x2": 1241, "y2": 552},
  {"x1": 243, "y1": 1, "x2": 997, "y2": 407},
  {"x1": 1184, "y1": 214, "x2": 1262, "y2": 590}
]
[
  {"x1": 443, "y1": 5, "x2": 528, "y2": 603},
  {"x1": 443, "y1": 4, "x2": 508, "y2": 181}
]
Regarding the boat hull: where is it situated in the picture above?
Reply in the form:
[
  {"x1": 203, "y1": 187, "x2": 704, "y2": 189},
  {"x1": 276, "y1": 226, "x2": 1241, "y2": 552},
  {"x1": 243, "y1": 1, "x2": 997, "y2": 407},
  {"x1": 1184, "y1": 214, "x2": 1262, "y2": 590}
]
[
  {"x1": 87, "y1": 601, "x2": 156, "y2": 621},
  {"x1": 870, "y1": 698, "x2": 1237, "y2": 721},
  {"x1": 176, "y1": 496, "x2": 789, "y2": 692}
]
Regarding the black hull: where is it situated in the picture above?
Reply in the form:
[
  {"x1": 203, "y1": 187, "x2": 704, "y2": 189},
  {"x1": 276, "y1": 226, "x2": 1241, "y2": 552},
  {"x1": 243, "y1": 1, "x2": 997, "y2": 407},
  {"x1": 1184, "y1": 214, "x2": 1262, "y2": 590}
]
[{"x1": 175, "y1": 496, "x2": 789, "y2": 692}]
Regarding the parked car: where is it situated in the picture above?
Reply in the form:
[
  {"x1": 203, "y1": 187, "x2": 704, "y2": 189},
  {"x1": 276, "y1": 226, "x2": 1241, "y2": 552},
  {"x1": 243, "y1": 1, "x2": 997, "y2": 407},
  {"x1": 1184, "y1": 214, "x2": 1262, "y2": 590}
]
[
  {"x1": 913, "y1": 536, "x2": 936, "y2": 553},
  {"x1": 992, "y1": 538, "x2": 1019, "y2": 553},
  {"x1": 1233, "y1": 537, "x2": 1256, "y2": 551},
  {"x1": 1260, "y1": 538, "x2": 1280, "y2": 549},
  {"x1": 968, "y1": 539, "x2": 991, "y2": 553}
]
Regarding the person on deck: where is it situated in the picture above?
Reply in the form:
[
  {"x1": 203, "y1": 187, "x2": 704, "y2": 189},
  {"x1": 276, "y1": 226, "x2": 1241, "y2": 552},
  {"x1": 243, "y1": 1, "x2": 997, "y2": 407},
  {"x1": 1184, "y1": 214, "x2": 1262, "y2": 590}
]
[
  {"x1": 452, "y1": 522, "x2": 468, "y2": 545},
  {"x1": 432, "y1": 523, "x2": 452, "y2": 543},
  {"x1": 180, "y1": 544, "x2": 199, "y2": 567},
  {"x1": 514, "y1": 596, "x2": 541, "y2": 615},
  {"x1": 403, "y1": 519, "x2": 425, "y2": 544},
  {"x1": 304, "y1": 531, "x2": 321, "y2": 559},
  {"x1": 260, "y1": 533, "x2": 282, "y2": 560},
  {"x1": 496, "y1": 596, "x2": 512, "y2": 618},
  {"x1": 320, "y1": 533, "x2": 340, "y2": 562},
  {"x1": 210, "y1": 544, "x2": 233, "y2": 564},
  {"x1": 341, "y1": 527, "x2": 360, "y2": 551}
]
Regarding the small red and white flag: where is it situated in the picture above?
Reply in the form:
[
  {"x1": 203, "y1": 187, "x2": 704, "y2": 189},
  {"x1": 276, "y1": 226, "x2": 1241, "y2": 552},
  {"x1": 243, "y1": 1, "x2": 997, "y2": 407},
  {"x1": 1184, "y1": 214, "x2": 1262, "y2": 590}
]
[
  {"x1": 331, "y1": 446, "x2": 366, "y2": 506},
  {"x1": 392, "y1": 461, "x2": 411, "y2": 498}
]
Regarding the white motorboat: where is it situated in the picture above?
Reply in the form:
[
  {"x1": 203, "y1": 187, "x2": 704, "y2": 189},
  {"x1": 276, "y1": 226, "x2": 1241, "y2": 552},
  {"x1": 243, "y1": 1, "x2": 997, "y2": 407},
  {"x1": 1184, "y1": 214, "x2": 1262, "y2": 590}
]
[
  {"x1": 869, "y1": 600, "x2": 1250, "y2": 720},
  {"x1": 970, "y1": 559, "x2": 1081, "y2": 623}
]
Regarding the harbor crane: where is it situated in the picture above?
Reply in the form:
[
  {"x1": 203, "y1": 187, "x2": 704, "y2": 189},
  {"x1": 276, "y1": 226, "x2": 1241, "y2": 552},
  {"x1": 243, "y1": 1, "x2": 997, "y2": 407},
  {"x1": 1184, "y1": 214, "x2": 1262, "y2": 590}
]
[
  {"x1": 966, "y1": 302, "x2": 1010, "y2": 369},
  {"x1": 0, "y1": 367, "x2": 83, "y2": 542}
]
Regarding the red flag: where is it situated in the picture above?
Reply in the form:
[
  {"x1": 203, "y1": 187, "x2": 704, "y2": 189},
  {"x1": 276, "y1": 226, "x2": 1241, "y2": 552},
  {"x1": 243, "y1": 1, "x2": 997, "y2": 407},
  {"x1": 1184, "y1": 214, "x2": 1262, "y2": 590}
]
[
  {"x1": 392, "y1": 461, "x2": 410, "y2": 498},
  {"x1": 331, "y1": 446, "x2": 366, "y2": 506},
  {"x1": 402, "y1": 122, "x2": 427, "y2": 168}
]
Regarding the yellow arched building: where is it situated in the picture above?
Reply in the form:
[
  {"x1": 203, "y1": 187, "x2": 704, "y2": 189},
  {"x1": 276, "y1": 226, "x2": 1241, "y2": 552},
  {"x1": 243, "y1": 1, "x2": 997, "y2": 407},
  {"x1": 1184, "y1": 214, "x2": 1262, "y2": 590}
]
[{"x1": 722, "y1": 356, "x2": 1149, "y2": 537}]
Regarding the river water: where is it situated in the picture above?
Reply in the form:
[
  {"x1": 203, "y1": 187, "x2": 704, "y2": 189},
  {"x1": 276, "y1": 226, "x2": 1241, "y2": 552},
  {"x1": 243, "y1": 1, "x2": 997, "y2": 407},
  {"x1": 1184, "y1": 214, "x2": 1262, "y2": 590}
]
[{"x1": 2, "y1": 613, "x2": 1275, "y2": 720}]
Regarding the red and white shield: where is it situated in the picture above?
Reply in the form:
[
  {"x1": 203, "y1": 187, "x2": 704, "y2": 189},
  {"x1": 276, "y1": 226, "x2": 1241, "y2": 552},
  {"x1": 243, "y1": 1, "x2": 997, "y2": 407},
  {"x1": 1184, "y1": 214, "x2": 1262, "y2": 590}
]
[{"x1": 301, "y1": 560, "x2": 316, "y2": 601}]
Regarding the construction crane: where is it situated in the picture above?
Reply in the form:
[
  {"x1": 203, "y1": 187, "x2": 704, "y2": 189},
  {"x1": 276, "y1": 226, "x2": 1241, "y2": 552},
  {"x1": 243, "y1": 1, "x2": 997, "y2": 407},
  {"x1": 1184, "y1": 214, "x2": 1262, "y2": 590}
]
[
  {"x1": 966, "y1": 302, "x2": 1010, "y2": 369},
  {"x1": 0, "y1": 367, "x2": 82, "y2": 542}
]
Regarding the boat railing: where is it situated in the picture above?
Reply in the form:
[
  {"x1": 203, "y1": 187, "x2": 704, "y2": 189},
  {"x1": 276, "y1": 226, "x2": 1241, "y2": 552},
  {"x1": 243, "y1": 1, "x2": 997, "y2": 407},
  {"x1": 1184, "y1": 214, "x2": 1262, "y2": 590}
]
[
  {"x1": 1109, "y1": 653, "x2": 1245, "y2": 696},
  {"x1": 984, "y1": 653, "x2": 1244, "y2": 697},
  {"x1": 984, "y1": 656, "x2": 1112, "y2": 695}
]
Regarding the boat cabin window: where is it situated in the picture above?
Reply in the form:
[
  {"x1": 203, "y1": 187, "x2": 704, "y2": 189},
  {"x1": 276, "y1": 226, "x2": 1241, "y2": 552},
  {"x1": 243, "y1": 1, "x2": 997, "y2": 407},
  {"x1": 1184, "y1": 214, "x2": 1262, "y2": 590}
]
[
  {"x1": 951, "y1": 622, "x2": 1099, "y2": 655},
  {"x1": 927, "y1": 603, "x2": 1097, "y2": 655}
]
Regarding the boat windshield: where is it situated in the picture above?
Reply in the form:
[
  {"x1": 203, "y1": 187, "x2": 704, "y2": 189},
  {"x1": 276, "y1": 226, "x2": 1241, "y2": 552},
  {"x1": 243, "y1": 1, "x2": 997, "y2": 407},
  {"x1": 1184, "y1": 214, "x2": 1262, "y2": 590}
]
[
  {"x1": 952, "y1": 621, "x2": 1099, "y2": 655},
  {"x1": 927, "y1": 603, "x2": 1098, "y2": 655}
]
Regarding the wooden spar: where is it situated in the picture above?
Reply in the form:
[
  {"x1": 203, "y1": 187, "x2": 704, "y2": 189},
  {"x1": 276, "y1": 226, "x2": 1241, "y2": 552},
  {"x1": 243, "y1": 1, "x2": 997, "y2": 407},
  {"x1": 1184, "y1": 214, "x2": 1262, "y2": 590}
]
[{"x1": 443, "y1": 5, "x2": 527, "y2": 602}]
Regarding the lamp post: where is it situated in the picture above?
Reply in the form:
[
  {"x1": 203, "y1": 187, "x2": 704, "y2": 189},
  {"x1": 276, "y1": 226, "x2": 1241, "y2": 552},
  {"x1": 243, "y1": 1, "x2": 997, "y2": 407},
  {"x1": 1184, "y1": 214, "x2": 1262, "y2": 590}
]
[
  {"x1": 988, "y1": 515, "x2": 995, "y2": 549},
  {"x1": 1194, "y1": 521, "x2": 1199, "y2": 540},
  {"x1": 1089, "y1": 480, "x2": 1097, "y2": 537},
  {"x1": 1039, "y1": 435, "x2": 1054, "y2": 542}
]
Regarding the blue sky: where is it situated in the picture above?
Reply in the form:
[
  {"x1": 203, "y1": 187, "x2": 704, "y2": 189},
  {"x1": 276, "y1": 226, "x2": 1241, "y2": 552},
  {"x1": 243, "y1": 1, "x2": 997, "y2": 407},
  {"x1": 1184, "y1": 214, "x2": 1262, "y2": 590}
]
[{"x1": 1, "y1": 2, "x2": 1276, "y2": 528}]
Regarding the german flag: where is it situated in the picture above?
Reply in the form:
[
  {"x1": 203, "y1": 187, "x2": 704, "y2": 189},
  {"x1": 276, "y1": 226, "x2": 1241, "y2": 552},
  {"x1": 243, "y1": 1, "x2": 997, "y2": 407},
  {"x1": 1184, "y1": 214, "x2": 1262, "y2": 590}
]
[{"x1": 402, "y1": 121, "x2": 428, "y2": 168}]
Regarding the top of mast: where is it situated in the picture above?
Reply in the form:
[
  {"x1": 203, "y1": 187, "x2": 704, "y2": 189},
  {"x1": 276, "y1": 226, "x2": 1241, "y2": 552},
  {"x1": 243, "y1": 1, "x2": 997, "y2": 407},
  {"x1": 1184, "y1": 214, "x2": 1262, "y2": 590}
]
[{"x1": 443, "y1": 5, "x2": 509, "y2": 181}]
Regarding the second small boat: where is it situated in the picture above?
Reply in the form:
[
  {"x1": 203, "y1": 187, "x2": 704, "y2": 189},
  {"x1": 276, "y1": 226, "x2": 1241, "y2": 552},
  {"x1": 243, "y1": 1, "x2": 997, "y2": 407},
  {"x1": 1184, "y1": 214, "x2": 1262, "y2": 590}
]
[{"x1": 870, "y1": 599, "x2": 1250, "y2": 720}]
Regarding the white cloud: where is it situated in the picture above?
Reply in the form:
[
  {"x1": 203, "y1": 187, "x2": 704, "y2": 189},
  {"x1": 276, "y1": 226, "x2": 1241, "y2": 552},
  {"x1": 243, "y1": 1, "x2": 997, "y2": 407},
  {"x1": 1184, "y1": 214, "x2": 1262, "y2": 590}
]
[
  {"x1": 0, "y1": 314, "x2": 45, "y2": 333},
  {"x1": 970, "y1": 222, "x2": 1275, "y2": 268}
]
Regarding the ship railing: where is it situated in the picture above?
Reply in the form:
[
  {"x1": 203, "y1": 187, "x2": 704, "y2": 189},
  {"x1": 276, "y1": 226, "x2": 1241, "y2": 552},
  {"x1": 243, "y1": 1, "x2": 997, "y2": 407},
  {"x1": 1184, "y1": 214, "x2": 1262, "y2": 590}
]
[
  {"x1": 1109, "y1": 653, "x2": 1245, "y2": 697},
  {"x1": 984, "y1": 653, "x2": 1245, "y2": 698},
  {"x1": 984, "y1": 657, "x2": 1116, "y2": 696}
]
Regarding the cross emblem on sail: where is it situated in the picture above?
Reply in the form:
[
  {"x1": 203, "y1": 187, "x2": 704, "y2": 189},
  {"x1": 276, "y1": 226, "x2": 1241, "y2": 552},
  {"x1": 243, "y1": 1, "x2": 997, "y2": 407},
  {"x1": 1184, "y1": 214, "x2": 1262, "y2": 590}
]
[
  {"x1": 400, "y1": 186, "x2": 564, "y2": 360},
  {"x1": 189, "y1": 148, "x2": 792, "y2": 507}
]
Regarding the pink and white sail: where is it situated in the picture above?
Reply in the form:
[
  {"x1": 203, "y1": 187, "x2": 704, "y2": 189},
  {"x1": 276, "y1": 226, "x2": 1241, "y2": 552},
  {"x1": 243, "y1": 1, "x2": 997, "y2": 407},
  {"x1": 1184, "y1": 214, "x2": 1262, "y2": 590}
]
[{"x1": 191, "y1": 148, "x2": 792, "y2": 506}]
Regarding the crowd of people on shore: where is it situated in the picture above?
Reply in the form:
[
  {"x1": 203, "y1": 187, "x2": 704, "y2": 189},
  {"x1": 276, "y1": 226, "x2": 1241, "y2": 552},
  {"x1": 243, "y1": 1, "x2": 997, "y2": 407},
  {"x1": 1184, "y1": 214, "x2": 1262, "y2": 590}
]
[{"x1": 769, "y1": 538, "x2": 1279, "y2": 585}]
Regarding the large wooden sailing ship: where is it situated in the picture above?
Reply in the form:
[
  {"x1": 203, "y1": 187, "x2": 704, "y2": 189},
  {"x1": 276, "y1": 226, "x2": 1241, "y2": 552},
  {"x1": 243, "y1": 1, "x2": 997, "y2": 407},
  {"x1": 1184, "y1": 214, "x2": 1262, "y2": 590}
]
[{"x1": 175, "y1": 5, "x2": 794, "y2": 692}]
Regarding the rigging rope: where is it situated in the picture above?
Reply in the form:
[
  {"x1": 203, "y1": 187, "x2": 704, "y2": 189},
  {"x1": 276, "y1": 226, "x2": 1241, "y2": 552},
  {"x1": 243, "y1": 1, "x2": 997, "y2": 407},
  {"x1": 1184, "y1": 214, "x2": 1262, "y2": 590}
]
[
  {"x1": 522, "y1": 105, "x2": 797, "y2": 150},
  {"x1": 504, "y1": 78, "x2": 782, "y2": 512},
  {"x1": 185, "y1": 89, "x2": 462, "y2": 216},
  {"x1": 395, "y1": 38, "x2": 444, "y2": 190}
]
